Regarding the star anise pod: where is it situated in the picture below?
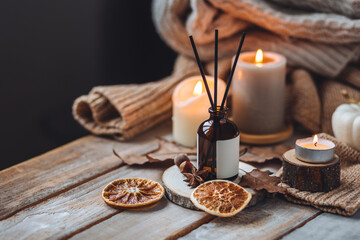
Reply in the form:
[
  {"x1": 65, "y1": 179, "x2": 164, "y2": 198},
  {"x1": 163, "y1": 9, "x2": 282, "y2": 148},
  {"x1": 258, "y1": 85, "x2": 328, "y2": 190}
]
[
  {"x1": 175, "y1": 156, "x2": 209, "y2": 188},
  {"x1": 183, "y1": 168, "x2": 209, "y2": 188}
]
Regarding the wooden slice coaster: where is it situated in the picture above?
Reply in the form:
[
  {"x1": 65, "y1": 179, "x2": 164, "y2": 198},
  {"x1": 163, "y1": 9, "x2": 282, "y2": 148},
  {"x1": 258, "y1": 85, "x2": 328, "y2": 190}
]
[
  {"x1": 282, "y1": 149, "x2": 340, "y2": 192},
  {"x1": 162, "y1": 161, "x2": 264, "y2": 210},
  {"x1": 240, "y1": 123, "x2": 293, "y2": 145}
]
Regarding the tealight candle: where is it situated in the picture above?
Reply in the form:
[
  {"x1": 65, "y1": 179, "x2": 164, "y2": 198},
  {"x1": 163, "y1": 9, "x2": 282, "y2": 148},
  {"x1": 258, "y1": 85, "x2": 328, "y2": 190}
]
[
  {"x1": 232, "y1": 49, "x2": 286, "y2": 134},
  {"x1": 295, "y1": 135, "x2": 335, "y2": 163},
  {"x1": 172, "y1": 75, "x2": 226, "y2": 147}
]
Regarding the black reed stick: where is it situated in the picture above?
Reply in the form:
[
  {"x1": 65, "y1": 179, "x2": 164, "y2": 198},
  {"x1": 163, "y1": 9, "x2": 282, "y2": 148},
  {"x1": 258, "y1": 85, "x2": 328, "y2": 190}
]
[
  {"x1": 214, "y1": 29, "x2": 218, "y2": 110},
  {"x1": 220, "y1": 32, "x2": 246, "y2": 110},
  {"x1": 211, "y1": 29, "x2": 219, "y2": 177},
  {"x1": 189, "y1": 36, "x2": 215, "y2": 111}
]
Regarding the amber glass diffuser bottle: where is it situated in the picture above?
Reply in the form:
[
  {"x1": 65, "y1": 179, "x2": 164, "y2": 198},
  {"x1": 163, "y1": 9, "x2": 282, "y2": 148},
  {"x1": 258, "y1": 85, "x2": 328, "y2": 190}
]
[{"x1": 197, "y1": 106, "x2": 240, "y2": 180}]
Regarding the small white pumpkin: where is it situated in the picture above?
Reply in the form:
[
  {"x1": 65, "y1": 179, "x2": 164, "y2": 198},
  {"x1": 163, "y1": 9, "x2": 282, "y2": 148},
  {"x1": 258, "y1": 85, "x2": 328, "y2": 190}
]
[{"x1": 332, "y1": 103, "x2": 360, "y2": 151}]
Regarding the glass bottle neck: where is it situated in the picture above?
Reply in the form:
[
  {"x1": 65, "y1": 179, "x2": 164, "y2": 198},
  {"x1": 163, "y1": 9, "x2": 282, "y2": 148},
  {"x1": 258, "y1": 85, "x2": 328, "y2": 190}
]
[{"x1": 209, "y1": 106, "x2": 228, "y2": 119}]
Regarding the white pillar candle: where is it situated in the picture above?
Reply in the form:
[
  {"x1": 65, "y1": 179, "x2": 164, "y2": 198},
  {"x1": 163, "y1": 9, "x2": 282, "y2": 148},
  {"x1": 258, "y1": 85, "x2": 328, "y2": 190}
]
[
  {"x1": 172, "y1": 75, "x2": 226, "y2": 147},
  {"x1": 232, "y1": 50, "x2": 286, "y2": 134}
]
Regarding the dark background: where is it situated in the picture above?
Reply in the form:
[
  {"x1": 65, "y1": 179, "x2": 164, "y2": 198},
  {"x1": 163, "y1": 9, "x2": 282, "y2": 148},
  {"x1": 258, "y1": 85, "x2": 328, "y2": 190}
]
[{"x1": 0, "y1": 0, "x2": 177, "y2": 170}]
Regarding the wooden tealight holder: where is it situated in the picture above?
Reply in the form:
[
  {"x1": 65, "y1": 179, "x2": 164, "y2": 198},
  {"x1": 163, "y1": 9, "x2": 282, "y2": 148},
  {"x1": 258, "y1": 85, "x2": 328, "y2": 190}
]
[{"x1": 282, "y1": 149, "x2": 340, "y2": 192}]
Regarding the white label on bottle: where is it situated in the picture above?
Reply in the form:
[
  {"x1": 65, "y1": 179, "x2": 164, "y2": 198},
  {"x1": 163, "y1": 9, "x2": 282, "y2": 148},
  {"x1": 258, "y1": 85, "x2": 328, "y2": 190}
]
[
  {"x1": 216, "y1": 135, "x2": 240, "y2": 179},
  {"x1": 196, "y1": 134, "x2": 199, "y2": 169}
]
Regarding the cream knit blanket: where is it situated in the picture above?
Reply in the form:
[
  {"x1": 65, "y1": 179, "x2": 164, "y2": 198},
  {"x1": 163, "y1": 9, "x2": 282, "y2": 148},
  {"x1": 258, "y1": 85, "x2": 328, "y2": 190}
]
[
  {"x1": 152, "y1": 0, "x2": 360, "y2": 77},
  {"x1": 73, "y1": 0, "x2": 360, "y2": 140}
]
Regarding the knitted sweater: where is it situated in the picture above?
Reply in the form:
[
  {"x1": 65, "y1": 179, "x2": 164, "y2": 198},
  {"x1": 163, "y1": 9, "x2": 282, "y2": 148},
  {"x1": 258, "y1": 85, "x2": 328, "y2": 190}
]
[{"x1": 152, "y1": 0, "x2": 360, "y2": 77}]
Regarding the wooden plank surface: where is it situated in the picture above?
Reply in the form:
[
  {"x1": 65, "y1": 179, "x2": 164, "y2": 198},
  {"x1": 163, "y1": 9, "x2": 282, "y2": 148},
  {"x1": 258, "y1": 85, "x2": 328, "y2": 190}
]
[
  {"x1": 1, "y1": 136, "x2": 319, "y2": 240},
  {"x1": 70, "y1": 198, "x2": 212, "y2": 240},
  {"x1": 0, "y1": 163, "x2": 170, "y2": 239},
  {"x1": 0, "y1": 124, "x2": 169, "y2": 220},
  {"x1": 1, "y1": 160, "x2": 217, "y2": 240},
  {"x1": 180, "y1": 198, "x2": 320, "y2": 240},
  {"x1": 282, "y1": 210, "x2": 360, "y2": 240},
  {"x1": 70, "y1": 196, "x2": 322, "y2": 240},
  {"x1": 2, "y1": 125, "x2": 356, "y2": 240}
]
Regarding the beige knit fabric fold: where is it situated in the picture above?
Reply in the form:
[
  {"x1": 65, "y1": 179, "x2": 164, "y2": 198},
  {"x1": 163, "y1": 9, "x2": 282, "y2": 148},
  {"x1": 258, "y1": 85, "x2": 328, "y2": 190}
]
[
  {"x1": 73, "y1": 56, "x2": 199, "y2": 140},
  {"x1": 284, "y1": 133, "x2": 360, "y2": 216},
  {"x1": 270, "y1": 0, "x2": 360, "y2": 19},
  {"x1": 338, "y1": 65, "x2": 360, "y2": 88},
  {"x1": 290, "y1": 69, "x2": 321, "y2": 133},
  {"x1": 320, "y1": 80, "x2": 360, "y2": 134},
  {"x1": 152, "y1": 0, "x2": 360, "y2": 77}
]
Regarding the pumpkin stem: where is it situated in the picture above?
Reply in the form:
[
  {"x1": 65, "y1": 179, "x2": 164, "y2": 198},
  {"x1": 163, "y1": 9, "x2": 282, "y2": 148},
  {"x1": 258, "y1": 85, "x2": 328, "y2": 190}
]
[{"x1": 341, "y1": 90, "x2": 360, "y2": 104}]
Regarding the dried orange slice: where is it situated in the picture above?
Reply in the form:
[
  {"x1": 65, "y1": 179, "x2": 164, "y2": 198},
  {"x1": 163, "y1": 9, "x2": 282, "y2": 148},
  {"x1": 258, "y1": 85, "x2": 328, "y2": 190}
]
[
  {"x1": 190, "y1": 180, "x2": 252, "y2": 217},
  {"x1": 102, "y1": 178, "x2": 164, "y2": 208}
]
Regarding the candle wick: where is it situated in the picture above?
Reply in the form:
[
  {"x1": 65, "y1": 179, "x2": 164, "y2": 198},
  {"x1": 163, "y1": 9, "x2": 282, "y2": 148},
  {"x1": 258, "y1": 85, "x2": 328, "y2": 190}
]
[{"x1": 314, "y1": 142, "x2": 317, "y2": 147}]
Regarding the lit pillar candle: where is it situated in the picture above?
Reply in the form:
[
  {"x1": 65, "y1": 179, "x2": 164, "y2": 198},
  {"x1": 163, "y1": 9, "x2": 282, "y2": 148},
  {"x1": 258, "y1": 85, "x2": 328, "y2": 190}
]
[
  {"x1": 232, "y1": 49, "x2": 286, "y2": 134},
  {"x1": 172, "y1": 75, "x2": 226, "y2": 147}
]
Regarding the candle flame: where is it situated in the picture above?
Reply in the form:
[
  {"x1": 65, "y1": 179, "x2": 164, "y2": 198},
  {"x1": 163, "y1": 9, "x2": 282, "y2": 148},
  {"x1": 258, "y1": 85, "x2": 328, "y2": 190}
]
[
  {"x1": 255, "y1": 49, "x2": 263, "y2": 63},
  {"x1": 193, "y1": 81, "x2": 203, "y2": 96},
  {"x1": 313, "y1": 135, "x2": 318, "y2": 147}
]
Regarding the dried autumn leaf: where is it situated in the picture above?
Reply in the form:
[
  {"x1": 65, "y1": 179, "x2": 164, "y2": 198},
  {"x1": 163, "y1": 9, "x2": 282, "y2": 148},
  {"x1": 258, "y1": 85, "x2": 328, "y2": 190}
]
[
  {"x1": 273, "y1": 145, "x2": 291, "y2": 156},
  {"x1": 113, "y1": 137, "x2": 195, "y2": 165},
  {"x1": 146, "y1": 152, "x2": 196, "y2": 162},
  {"x1": 146, "y1": 138, "x2": 196, "y2": 162},
  {"x1": 240, "y1": 146, "x2": 282, "y2": 163},
  {"x1": 239, "y1": 169, "x2": 287, "y2": 194},
  {"x1": 113, "y1": 140, "x2": 160, "y2": 165}
]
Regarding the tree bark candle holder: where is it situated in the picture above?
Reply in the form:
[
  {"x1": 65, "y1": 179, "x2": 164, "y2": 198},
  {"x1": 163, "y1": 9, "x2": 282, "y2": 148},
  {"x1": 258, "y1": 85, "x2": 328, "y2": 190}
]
[{"x1": 282, "y1": 149, "x2": 340, "y2": 192}]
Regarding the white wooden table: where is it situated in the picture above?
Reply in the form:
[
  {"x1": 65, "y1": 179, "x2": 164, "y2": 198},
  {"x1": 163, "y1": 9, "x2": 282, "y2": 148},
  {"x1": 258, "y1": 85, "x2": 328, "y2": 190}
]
[{"x1": 1, "y1": 127, "x2": 359, "y2": 240}]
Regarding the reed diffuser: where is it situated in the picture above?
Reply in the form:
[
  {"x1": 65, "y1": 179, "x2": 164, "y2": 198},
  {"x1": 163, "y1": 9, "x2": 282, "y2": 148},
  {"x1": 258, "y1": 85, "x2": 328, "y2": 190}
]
[{"x1": 189, "y1": 30, "x2": 246, "y2": 180}]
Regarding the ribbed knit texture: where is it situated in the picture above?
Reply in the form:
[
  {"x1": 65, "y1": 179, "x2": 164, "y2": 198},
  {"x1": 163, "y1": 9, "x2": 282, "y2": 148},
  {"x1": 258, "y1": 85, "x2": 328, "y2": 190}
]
[
  {"x1": 320, "y1": 80, "x2": 360, "y2": 134},
  {"x1": 339, "y1": 65, "x2": 360, "y2": 88},
  {"x1": 284, "y1": 133, "x2": 360, "y2": 216},
  {"x1": 73, "y1": 56, "x2": 199, "y2": 140},
  {"x1": 152, "y1": 0, "x2": 360, "y2": 77},
  {"x1": 270, "y1": 0, "x2": 360, "y2": 19},
  {"x1": 290, "y1": 70, "x2": 321, "y2": 133}
]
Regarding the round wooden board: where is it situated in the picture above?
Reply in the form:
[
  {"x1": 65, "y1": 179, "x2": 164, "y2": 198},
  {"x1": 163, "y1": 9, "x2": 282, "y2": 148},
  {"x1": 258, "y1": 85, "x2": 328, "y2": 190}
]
[
  {"x1": 240, "y1": 123, "x2": 293, "y2": 145},
  {"x1": 162, "y1": 161, "x2": 265, "y2": 210},
  {"x1": 282, "y1": 149, "x2": 340, "y2": 192}
]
